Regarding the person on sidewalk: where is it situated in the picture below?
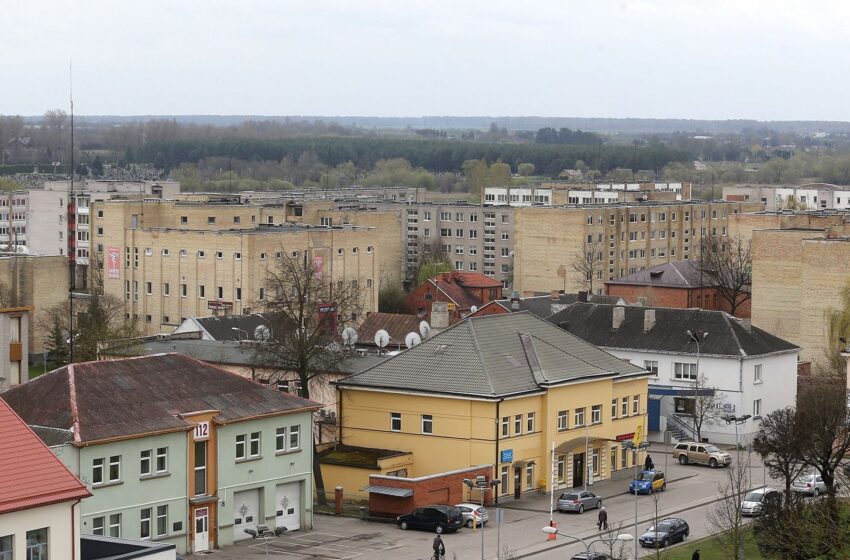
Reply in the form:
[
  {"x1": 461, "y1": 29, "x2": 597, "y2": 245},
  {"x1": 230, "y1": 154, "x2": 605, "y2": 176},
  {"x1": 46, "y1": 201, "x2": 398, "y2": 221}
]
[
  {"x1": 691, "y1": 549, "x2": 700, "y2": 560},
  {"x1": 644, "y1": 454, "x2": 655, "y2": 471},
  {"x1": 432, "y1": 534, "x2": 445, "y2": 560},
  {"x1": 597, "y1": 506, "x2": 608, "y2": 531}
]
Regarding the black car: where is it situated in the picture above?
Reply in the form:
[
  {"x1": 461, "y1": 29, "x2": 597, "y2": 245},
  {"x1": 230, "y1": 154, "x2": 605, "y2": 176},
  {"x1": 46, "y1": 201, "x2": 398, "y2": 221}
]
[
  {"x1": 638, "y1": 517, "x2": 689, "y2": 548},
  {"x1": 397, "y1": 505, "x2": 464, "y2": 533}
]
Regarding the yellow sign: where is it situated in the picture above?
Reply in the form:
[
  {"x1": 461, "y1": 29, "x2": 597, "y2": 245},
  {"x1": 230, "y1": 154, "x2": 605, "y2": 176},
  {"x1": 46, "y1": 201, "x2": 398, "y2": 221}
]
[{"x1": 633, "y1": 423, "x2": 643, "y2": 446}]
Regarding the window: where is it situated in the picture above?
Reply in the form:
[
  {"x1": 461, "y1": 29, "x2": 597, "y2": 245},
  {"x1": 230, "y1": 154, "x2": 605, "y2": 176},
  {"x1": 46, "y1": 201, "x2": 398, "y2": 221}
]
[
  {"x1": 194, "y1": 441, "x2": 207, "y2": 495},
  {"x1": 621, "y1": 397, "x2": 629, "y2": 417},
  {"x1": 273, "y1": 427, "x2": 287, "y2": 452},
  {"x1": 181, "y1": 283, "x2": 187, "y2": 297},
  {"x1": 754, "y1": 364, "x2": 763, "y2": 383},
  {"x1": 106, "y1": 456, "x2": 120, "y2": 482},
  {"x1": 574, "y1": 407, "x2": 585, "y2": 427},
  {"x1": 109, "y1": 514, "x2": 121, "y2": 538},
  {"x1": 514, "y1": 414, "x2": 522, "y2": 435},
  {"x1": 526, "y1": 464, "x2": 533, "y2": 490},
  {"x1": 140, "y1": 507, "x2": 152, "y2": 539},
  {"x1": 198, "y1": 285, "x2": 205, "y2": 299},
  {"x1": 591, "y1": 405, "x2": 602, "y2": 424},
  {"x1": 611, "y1": 398, "x2": 618, "y2": 419},
  {"x1": 424, "y1": 228, "x2": 431, "y2": 237},
  {"x1": 156, "y1": 505, "x2": 168, "y2": 537},
  {"x1": 621, "y1": 448, "x2": 628, "y2": 469},
  {"x1": 249, "y1": 432, "x2": 261, "y2": 457},
  {"x1": 644, "y1": 360, "x2": 659, "y2": 376},
  {"x1": 455, "y1": 229, "x2": 464, "y2": 238},
  {"x1": 592, "y1": 448, "x2": 600, "y2": 474},
  {"x1": 180, "y1": 216, "x2": 188, "y2": 224},
  {"x1": 391, "y1": 412, "x2": 401, "y2": 432},
  {"x1": 674, "y1": 362, "x2": 698, "y2": 380},
  {"x1": 610, "y1": 446, "x2": 618, "y2": 472},
  {"x1": 26, "y1": 528, "x2": 48, "y2": 560},
  {"x1": 753, "y1": 399, "x2": 762, "y2": 417},
  {"x1": 161, "y1": 248, "x2": 170, "y2": 256},
  {"x1": 633, "y1": 395, "x2": 640, "y2": 415},
  {"x1": 217, "y1": 286, "x2": 223, "y2": 299},
  {"x1": 236, "y1": 434, "x2": 246, "y2": 460},
  {"x1": 259, "y1": 287, "x2": 265, "y2": 301},
  {"x1": 92, "y1": 517, "x2": 105, "y2": 536},
  {"x1": 527, "y1": 412, "x2": 535, "y2": 433},
  {"x1": 140, "y1": 450, "x2": 151, "y2": 476},
  {"x1": 469, "y1": 229, "x2": 477, "y2": 239},
  {"x1": 156, "y1": 448, "x2": 167, "y2": 473},
  {"x1": 285, "y1": 425, "x2": 299, "y2": 450},
  {"x1": 455, "y1": 261, "x2": 464, "y2": 271},
  {"x1": 162, "y1": 282, "x2": 170, "y2": 296},
  {"x1": 198, "y1": 250, "x2": 206, "y2": 258},
  {"x1": 216, "y1": 251, "x2": 223, "y2": 259},
  {"x1": 501, "y1": 416, "x2": 509, "y2": 437},
  {"x1": 500, "y1": 466, "x2": 509, "y2": 494},
  {"x1": 208, "y1": 216, "x2": 216, "y2": 224},
  {"x1": 235, "y1": 287, "x2": 242, "y2": 301},
  {"x1": 557, "y1": 410, "x2": 567, "y2": 430},
  {"x1": 420, "y1": 414, "x2": 434, "y2": 434},
  {"x1": 320, "y1": 216, "x2": 332, "y2": 226}
]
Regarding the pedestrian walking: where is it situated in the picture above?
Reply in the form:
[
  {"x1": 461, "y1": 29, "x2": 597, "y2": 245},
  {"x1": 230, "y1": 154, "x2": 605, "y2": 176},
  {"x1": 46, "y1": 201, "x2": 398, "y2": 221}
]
[
  {"x1": 597, "y1": 506, "x2": 608, "y2": 531},
  {"x1": 691, "y1": 549, "x2": 700, "y2": 560},
  {"x1": 432, "y1": 534, "x2": 445, "y2": 560},
  {"x1": 644, "y1": 454, "x2": 654, "y2": 471}
]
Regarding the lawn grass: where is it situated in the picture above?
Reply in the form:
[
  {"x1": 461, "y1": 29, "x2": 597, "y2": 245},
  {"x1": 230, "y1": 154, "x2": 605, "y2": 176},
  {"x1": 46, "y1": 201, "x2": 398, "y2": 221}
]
[{"x1": 654, "y1": 531, "x2": 763, "y2": 560}]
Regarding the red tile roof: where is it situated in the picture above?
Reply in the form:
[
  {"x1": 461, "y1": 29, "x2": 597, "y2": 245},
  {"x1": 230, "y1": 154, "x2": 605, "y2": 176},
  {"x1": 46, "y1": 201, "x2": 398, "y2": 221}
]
[
  {"x1": 435, "y1": 271, "x2": 502, "y2": 289},
  {"x1": 433, "y1": 278, "x2": 484, "y2": 310},
  {"x1": 0, "y1": 398, "x2": 90, "y2": 514}
]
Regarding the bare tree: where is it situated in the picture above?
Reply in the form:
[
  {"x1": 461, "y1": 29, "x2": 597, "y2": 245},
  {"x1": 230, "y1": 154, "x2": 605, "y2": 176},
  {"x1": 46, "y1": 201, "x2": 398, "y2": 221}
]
[
  {"x1": 823, "y1": 280, "x2": 850, "y2": 372},
  {"x1": 595, "y1": 522, "x2": 630, "y2": 560},
  {"x1": 706, "y1": 453, "x2": 751, "y2": 560},
  {"x1": 698, "y1": 235, "x2": 752, "y2": 316},
  {"x1": 256, "y1": 251, "x2": 364, "y2": 505},
  {"x1": 752, "y1": 407, "x2": 808, "y2": 503},
  {"x1": 688, "y1": 374, "x2": 725, "y2": 443},
  {"x1": 570, "y1": 239, "x2": 603, "y2": 294},
  {"x1": 797, "y1": 374, "x2": 850, "y2": 497}
]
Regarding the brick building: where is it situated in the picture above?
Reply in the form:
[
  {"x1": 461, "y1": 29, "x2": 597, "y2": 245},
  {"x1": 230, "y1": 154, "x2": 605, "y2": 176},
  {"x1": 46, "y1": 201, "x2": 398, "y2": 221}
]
[{"x1": 404, "y1": 271, "x2": 502, "y2": 323}]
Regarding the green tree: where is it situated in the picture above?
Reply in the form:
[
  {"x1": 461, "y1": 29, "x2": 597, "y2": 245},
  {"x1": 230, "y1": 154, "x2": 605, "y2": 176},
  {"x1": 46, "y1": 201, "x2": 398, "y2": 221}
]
[
  {"x1": 45, "y1": 320, "x2": 69, "y2": 368},
  {"x1": 517, "y1": 162, "x2": 535, "y2": 176},
  {"x1": 378, "y1": 285, "x2": 408, "y2": 314},
  {"x1": 462, "y1": 159, "x2": 487, "y2": 195},
  {"x1": 0, "y1": 178, "x2": 22, "y2": 192},
  {"x1": 487, "y1": 162, "x2": 512, "y2": 188}
]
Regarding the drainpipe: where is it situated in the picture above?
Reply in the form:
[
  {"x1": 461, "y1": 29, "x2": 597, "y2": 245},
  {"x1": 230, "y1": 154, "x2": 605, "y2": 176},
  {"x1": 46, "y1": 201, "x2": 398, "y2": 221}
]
[
  {"x1": 494, "y1": 398, "x2": 503, "y2": 504},
  {"x1": 71, "y1": 498, "x2": 81, "y2": 560}
]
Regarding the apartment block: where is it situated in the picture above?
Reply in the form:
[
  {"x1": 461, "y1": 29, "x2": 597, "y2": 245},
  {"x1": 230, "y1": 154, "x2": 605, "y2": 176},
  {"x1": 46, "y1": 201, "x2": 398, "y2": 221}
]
[
  {"x1": 512, "y1": 200, "x2": 764, "y2": 296},
  {"x1": 483, "y1": 182, "x2": 689, "y2": 208},
  {"x1": 728, "y1": 210, "x2": 850, "y2": 243},
  {"x1": 724, "y1": 184, "x2": 850, "y2": 211},
  {"x1": 93, "y1": 199, "x2": 382, "y2": 336}
]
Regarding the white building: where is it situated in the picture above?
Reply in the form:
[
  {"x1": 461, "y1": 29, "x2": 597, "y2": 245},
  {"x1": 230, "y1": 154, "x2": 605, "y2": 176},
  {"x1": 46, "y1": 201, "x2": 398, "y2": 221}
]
[
  {"x1": 549, "y1": 303, "x2": 800, "y2": 445},
  {"x1": 723, "y1": 183, "x2": 850, "y2": 211},
  {"x1": 484, "y1": 187, "x2": 552, "y2": 206}
]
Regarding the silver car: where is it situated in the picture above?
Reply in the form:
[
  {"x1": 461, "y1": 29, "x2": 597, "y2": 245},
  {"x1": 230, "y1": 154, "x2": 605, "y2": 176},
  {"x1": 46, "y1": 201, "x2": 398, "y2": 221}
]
[
  {"x1": 556, "y1": 491, "x2": 602, "y2": 514},
  {"x1": 741, "y1": 487, "x2": 780, "y2": 516},
  {"x1": 792, "y1": 473, "x2": 826, "y2": 496},
  {"x1": 455, "y1": 503, "x2": 489, "y2": 528}
]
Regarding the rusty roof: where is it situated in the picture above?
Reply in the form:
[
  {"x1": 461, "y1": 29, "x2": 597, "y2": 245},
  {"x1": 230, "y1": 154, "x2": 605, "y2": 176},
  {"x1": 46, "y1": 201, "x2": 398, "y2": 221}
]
[
  {"x1": 1, "y1": 353, "x2": 321, "y2": 444},
  {"x1": 357, "y1": 313, "x2": 422, "y2": 346}
]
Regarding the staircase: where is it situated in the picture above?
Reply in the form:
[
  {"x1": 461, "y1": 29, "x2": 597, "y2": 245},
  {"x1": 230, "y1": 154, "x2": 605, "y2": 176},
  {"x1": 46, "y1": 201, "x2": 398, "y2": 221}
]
[{"x1": 666, "y1": 414, "x2": 697, "y2": 443}]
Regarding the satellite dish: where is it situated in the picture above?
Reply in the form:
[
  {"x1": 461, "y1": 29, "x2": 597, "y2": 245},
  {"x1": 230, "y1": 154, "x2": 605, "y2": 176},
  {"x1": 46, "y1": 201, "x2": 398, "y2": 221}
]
[
  {"x1": 419, "y1": 320, "x2": 431, "y2": 338},
  {"x1": 405, "y1": 332, "x2": 422, "y2": 349},
  {"x1": 470, "y1": 305, "x2": 478, "y2": 314},
  {"x1": 342, "y1": 326, "x2": 358, "y2": 347},
  {"x1": 374, "y1": 329, "x2": 390, "y2": 348},
  {"x1": 254, "y1": 325, "x2": 271, "y2": 341}
]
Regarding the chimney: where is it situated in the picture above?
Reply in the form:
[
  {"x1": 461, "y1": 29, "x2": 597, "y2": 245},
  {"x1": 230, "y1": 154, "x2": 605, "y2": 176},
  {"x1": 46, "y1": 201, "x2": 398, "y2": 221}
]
[
  {"x1": 643, "y1": 309, "x2": 656, "y2": 332},
  {"x1": 612, "y1": 306, "x2": 626, "y2": 330},
  {"x1": 578, "y1": 290, "x2": 588, "y2": 302},
  {"x1": 550, "y1": 290, "x2": 560, "y2": 302},
  {"x1": 431, "y1": 302, "x2": 450, "y2": 329}
]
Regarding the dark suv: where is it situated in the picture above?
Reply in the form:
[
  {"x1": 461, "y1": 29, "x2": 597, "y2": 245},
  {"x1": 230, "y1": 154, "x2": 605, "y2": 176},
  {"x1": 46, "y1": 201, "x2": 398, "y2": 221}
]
[{"x1": 397, "y1": 505, "x2": 464, "y2": 533}]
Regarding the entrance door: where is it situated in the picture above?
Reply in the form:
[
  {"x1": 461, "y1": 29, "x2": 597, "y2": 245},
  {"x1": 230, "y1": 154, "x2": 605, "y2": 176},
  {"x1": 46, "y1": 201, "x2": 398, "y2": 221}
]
[
  {"x1": 275, "y1": 482, "x2": 301, "y2": 531},
  {"x1": 233, "y1": 489, "x2": 260, "y2": 542},
  {"x1": 194, "y1": 508, "x2": 209, "y2": 552},
  {"x1": 573, "y1": 453, "x2": 585, "y2": 488},
  {"x1": 513, "y1": 467, "x2": 522, "y2": 499}
]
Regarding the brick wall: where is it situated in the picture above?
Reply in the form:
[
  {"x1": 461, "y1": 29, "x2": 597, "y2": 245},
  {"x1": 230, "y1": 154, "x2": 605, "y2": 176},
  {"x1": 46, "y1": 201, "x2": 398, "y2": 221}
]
[{"x1": 606, "y1": 284, "x2": 751, "y2": 318}]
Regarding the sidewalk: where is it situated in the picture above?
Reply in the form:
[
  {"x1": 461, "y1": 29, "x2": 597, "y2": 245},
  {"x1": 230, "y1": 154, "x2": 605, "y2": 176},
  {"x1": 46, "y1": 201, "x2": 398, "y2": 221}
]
[{"x1": 498, "y1": 457, "x2": 696, "y2": 513}]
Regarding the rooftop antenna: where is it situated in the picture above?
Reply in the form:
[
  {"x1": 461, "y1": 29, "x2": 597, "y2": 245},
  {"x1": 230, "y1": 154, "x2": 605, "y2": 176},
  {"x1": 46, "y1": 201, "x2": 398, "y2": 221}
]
[{"x1": 69, "y1": 60, "x2": 75, "y2": 364}]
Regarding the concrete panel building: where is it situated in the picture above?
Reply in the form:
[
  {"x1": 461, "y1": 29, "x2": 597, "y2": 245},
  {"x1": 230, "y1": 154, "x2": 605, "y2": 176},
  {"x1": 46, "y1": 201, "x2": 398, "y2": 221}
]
[{"x1": 724, "y1": 184, "x2": 850, "y2": 211}]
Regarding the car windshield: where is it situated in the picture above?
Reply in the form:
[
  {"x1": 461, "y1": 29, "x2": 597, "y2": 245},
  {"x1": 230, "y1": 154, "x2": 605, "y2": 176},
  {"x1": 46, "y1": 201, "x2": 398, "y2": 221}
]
[
  {"x1": 744, "y1": 492, "x2": 764, "y2": 502},
  {"x1": 705, "y1": 445, "x2": 721, "y2": 453},
  {"x1": 652, "y1": 521, "x2": 675, "y2": 532},
  {"x1": 637, "y1": 472, "x2": 654, "y2": 481},
  {"x1": 561, "y1": 493, "x2": 579, "y2": 500}
]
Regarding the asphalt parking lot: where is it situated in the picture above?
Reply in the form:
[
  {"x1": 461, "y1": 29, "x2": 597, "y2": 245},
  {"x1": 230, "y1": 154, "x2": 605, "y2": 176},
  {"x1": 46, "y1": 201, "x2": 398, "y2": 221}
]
[{"x1": 242, "y1": 529, "x2": 401, "y2": 559}]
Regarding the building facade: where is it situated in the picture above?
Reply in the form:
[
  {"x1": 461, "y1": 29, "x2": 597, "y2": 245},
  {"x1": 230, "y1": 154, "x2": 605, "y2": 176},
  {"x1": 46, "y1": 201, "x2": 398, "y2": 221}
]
[
  {"x1": 2, "y1": 353, "x2": 320, "y2": 555},
  {"x1": 723, "y1": 184, "x2": 850, "y2": 211}
]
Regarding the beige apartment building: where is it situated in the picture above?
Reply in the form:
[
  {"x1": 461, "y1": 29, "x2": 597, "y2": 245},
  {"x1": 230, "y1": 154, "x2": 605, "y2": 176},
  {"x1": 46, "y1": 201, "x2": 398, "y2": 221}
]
[
  {"x1": 513, "y1": 200, "x2": 764, "y2": 295},
  {"x1": 93, "y1": 199, "x2": 382, "y2": 336}
]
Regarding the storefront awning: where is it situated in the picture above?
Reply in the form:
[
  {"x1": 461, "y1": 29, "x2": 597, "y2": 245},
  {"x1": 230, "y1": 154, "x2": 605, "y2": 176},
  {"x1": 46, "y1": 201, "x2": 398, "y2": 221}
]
[
  {"x1": 362, "y1": 485, "x2": 413, "y2": 498},
  {"x1": 554, "y1": 437, "x2": 615, "y2": 454},
  {"x1": 649, "y1": 385, "x2": 715, "y2": 397}
]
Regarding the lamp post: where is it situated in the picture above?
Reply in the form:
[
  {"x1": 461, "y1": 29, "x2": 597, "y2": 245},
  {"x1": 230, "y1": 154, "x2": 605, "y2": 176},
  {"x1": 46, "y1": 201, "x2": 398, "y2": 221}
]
[
  {"x1": 231, "y1": 327, "x2": 248, "y2": 341},
  {"x1": 722, "y1": 414, "x2": 751, "y2": 462},
  {"x1": 541, "y1": 526, "x2": 633, "y2": 557},
  {"x1": 464, "y1": 476, "x2": 500, "y2": 560},
  {"x1": 622, "y1": 439, "x2": 651, "y2": 560}
]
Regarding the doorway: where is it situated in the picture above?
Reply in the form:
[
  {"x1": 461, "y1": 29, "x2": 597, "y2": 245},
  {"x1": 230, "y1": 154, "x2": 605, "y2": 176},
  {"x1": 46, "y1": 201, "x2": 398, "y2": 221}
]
[
  {"x1": 194, "y1": 507, "x2": 209, "y2": 552},
  {"x1": 513, "y1": 467, "x2": 522, "y2": 499},
  {"x1": 572, "y1": 453, "x2": 585, "y2": 488}
]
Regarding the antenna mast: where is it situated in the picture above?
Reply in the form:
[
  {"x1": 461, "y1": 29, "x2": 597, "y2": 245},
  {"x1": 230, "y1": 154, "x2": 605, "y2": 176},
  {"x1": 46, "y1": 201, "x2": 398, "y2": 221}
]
[{"x1": 68, "y1": 61, "x2": 75, "y2": 364}]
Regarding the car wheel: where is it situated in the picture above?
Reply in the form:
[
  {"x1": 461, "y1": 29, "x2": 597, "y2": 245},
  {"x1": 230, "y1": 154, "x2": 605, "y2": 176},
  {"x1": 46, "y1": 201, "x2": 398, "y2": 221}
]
[
  {"x1": 596, "y1": 499, "x2": 602, "y2": 509},
  {"x1": 709, "y1": 458, "x2": 718, "y2": 468},
  {"x1": 578, "y1": 504, "x2": 585, "y2": 514},
  {"x1": 400, "y1": 521, "x2": 408, "y2": 530},
  {"x1": 466, "y1": 519, "x2": 473, "y2": 528},
  {"x1": 661, "y1": 539, "x2": 668, "y2": 548},
  {"x1": 436, "y1": 525, "x2": 444, "y2": 534},
  {"x1": 679, "y1": 455, "x2": 688, "y2": 465},
  {"x1": 662, "y1": 483, "x2": 667, "y2": 491},
  {"x1": 813, "y1": 488, "x2": 820, "y2": 497}
]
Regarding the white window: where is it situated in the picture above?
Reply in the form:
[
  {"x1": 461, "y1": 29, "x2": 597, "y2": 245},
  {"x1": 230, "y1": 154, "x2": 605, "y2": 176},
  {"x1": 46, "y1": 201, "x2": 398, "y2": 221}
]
[
  {"x1": 275, "y1": 427, "x2": 286, "y2": 452},
  {"x1": 140, "y1": 450, "x2": 151, "y2": 476},
  {"x1": 526, "y1": 464, "x2": 533, "y2": 490},
  {"x1": 500, "y1": 466, "x2": 509, "y2": 494},
  {"x1": 236, "y1": 434, "x2": 246, "y2": 460},
  {"x1": 644, "y1": 360, "x2": 659, "y2": 376},
  {"x1": 156, "y1": 448, "x2": 167, "y2": 473},
  {"x1": 107, "y1": 456, "x2": 120, "y2": 482},
  {"x1": 611, "y1": 398, "x2": 618, "y2": 419},
  {"x1": 753, "y1": 399, "x2": 762, "y2": 416},
  {"x1": 92, "y1": 517, "x2": 105, "y2": 536},
  {"x1": 621, "y1": 397, "x2": 629, "y2": 417},
  {"x1": 591, "y1": 405, "x2": 602, "y2": 424},
  {"x1": 501, "y1": 416, "x2": 509, "y2": 437},
  {"x1": 289, "y1": 425, "x2": 301, "y2": 449},
  {"x1": 156, "y1": 505, "x2": 168, "y2": 537},
  {"x1": 249, "y1": 432, "x2": 261, "y2": 457},
  {"x1": 391, "y1": 412, "x2": 401, "y2": 432},
  {"x1": 633, "y1": 395, "x2": 640, "y2": 415},
  {"x1": 422, "y1": 415, "x2": 433, "y2": 434},
  {"x1": 754, "y1": 364, "x2": 763, "y2": 383},
  {"x1": 320, "y1": 216, "x2": 332, "y2": 226},
  {"x1": 527, "y1": 412, "x2": 535, "y2": 433},
  {"x1": 557, "y1": 410, "x2": 567, "y2": 430},
  {"x1": 514, "y1": 414, "x2": 522, "y2": 435},
  {"x1": 25, "y1": 529, "x2": 48, "y2": 560},
  {"x1": 574, "y1": 408, "x2": 585, "y2": 427},
  {"x1": 674, "y1": 362, "x2": 698, "y2": 380},
  {"x1": 140, "y1": 508, "x2": 152, "y2": 539},
  {"x1": 109, "y1": 514, "x2": 121, "y2": 537}
]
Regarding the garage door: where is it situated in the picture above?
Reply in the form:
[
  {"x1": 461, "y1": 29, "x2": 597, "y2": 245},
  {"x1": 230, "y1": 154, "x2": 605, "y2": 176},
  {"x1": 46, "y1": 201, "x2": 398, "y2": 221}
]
[
  {"x1": 275, "y1": 482, "x2": 301, "y2": 532},
  {"x1": 233, "y1": 488, "x2": 261, "y2": 542}
]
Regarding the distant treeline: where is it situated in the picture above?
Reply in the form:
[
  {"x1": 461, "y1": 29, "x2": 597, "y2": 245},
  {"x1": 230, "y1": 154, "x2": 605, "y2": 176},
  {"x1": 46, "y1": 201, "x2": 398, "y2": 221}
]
[{"x1": 138, "y1": 136, "x2": 689, "y2": 176}]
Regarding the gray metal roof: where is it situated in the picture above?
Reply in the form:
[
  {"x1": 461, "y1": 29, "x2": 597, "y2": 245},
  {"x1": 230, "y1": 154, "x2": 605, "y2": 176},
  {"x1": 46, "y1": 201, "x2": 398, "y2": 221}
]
[
  {"x1": 363, "y1": 485, "x2": 413, "y2": 497},
  {"x1": 337, "y1": 312, "x2": 644, "y2": 398}
]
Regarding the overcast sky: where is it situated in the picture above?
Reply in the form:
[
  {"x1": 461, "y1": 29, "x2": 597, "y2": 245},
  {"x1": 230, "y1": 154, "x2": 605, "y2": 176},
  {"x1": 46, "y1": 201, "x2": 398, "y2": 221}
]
[{"x1": 3, "y1": 0, "x2": 849, "y2": 120}]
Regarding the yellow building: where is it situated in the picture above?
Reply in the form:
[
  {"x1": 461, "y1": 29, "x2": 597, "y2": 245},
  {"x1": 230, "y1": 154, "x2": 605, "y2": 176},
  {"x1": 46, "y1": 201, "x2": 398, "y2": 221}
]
[
  {"x1": 333, "y1": 312, "x2": 650, "y2": 499},
  {"x1": 93, "y1": 199, "x2": 383, "y2": 336}
]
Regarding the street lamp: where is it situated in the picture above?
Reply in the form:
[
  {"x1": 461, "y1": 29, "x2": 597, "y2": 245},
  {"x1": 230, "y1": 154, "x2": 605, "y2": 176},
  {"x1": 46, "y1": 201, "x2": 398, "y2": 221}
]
[
  {"x1": 541, "y1": 526, "x2": 633, "y2": 557},
  {"x1": 231, "y1": 327, "x2": 248, "y2": 341},
  {"x1": 722, "y1": 414, "x2": 751, "y2": 458},
  {"x1": 463, "y1": 476, "x2": 500, "y2": 560},
  {"x1": 622, "y1": 439, "x2": 651, "y2": 560}
]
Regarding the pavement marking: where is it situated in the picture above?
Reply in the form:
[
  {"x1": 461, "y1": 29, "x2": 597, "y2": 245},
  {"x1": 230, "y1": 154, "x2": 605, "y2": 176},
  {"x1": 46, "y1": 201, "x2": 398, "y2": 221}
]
[{"x1": 245, "y1": 530, "x2": 399, "y2": 559}]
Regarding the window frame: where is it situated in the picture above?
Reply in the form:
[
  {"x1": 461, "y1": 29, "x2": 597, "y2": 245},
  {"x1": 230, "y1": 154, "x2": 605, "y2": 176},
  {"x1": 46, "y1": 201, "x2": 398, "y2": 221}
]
[
  {"x1": 140, "y1": 507, "x2": 152, "y2": 540},
  {"x1": 155, "y1": 447, "x2": 167, "y2": 473},
  {"x1": 390, "y1": 412, "x2": 402, "y2": 432},
  {"x1": 235, "y1": 434, "x2": 247, "y2": 460},
  {"x1": 276, "y1": 427, "x2": 287, "y2": 452},
  {"x1": 591, "y1": 405, "x2": 602, "y2": 425},
  {"x1": 108, "y1": 456, "x2": 121, "y2": 483},
  {"x1": 289, "y1": 425, "x2": 301, "y2": 450},
  {"x1": 421, "y1": 415, "x2": 434, "y2": 435},
  {"x1": 140, "y1": 450, "x2": 152, "y2": 476},
  {"x1": 249, "y1": 432, "x2": 261, "y2": 458},
  {"x1": 557, "y1": 410, "x2": 567, "y2": 431},
  {"x1": 574, "y1": 407, "x2": 585, "y2": 427},
  {"x1": 156, "y1": 505, "x2": 168, "y2": 537}
]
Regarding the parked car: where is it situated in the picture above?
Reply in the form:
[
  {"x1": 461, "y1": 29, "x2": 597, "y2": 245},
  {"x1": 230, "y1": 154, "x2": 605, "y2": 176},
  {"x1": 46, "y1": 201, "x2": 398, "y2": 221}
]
[
  {"x1": 570, "y1": 553, "x2": 612, "y2": 560},
  {"x1": 672, "y1": 442, "x2": 732, "y2": 468},
  {"x1": 792, "y1": 473, "x2": 826, "y2": 497},
  {"x1": 397, "y1": 505, "x2": 464, "y2": 533},
  {"x1": 455, "y1": 503, "x2": 489, "y2": 527},
  {"x1": 638, "y1": 518, "x2": 690, "y2": 548},
  {"x1": 741, "y1": 487, "x2": 780, "y2": 517},
  {"x1": 556, "y1": 491, "x2": 602, "y2": 514},
  {"x1": 628, "y1": 470, "x2": 666, "y2": 494}
]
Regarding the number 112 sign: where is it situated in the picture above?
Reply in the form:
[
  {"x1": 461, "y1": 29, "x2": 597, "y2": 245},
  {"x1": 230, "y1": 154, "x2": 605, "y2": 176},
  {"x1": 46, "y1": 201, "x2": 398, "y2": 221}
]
[{"x1": 194, "y1": 421, "x2": 210, "y2": 441}]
